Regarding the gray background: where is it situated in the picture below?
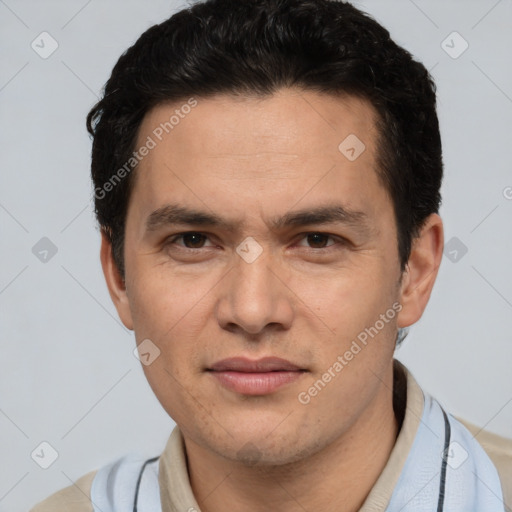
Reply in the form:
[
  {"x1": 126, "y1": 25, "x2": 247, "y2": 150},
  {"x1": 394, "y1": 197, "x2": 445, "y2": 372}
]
[{"x1": 1, "y1": 0, "x2": 511, "y2": 510}]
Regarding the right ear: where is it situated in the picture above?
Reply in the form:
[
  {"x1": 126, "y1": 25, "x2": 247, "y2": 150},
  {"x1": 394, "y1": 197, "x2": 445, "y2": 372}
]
[{"x1": 100, "y1": 231, "x2": 134, "y2": 330}]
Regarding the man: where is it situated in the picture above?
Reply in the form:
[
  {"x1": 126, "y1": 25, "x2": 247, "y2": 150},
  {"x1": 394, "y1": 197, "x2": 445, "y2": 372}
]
[{"x1": 31, "y1": 0, "x2": 511, "y2": 510}]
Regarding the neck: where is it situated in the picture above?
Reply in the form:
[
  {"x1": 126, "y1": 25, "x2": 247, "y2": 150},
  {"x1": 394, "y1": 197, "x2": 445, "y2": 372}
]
[{"x1": 184, "y1": 363, "x2": 399, "y2": 512}]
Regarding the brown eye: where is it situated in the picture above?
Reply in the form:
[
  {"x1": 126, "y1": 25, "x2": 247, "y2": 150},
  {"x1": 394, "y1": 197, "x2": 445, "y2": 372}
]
[
  {"x1": 181, "y1": 233, "x2": 208, "y2": 248},
  {"x1": 168, "y1": 232, "x2": 214, "y2": 249},
  {"x1": 305, "y1": 233, "x2": 332, "y2": 248},
  {"x1": 296, "y1": 233, "x2": 338, "y2": 249}
]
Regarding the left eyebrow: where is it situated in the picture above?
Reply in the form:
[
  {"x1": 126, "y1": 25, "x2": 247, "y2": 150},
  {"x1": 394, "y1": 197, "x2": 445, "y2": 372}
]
[
  {"x1": 269, "y1": 205, "x2": 369, "y2": 232},
  {"x1": 144, "y1": 203, "x2": 371, "y2": 235}
]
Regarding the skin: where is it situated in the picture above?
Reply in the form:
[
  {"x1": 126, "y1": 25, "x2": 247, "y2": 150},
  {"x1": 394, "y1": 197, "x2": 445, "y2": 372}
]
[{"x1": 101, "y1": 88, "x2": 443, "y2": 512}]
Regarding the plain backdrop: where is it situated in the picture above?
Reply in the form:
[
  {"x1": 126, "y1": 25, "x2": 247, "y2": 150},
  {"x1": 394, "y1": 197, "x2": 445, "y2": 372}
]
[{"x1": 1, "y1": 0, "x2": 511, "y2": 510}]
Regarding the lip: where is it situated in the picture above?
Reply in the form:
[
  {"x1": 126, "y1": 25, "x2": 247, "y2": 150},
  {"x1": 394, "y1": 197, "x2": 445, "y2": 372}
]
[
  {"x1": 208, "y1": 357, "x2": 306, "y2": 395},
  {"x1": 210, "y1": 357, "x2": 303, "y2": 372}
]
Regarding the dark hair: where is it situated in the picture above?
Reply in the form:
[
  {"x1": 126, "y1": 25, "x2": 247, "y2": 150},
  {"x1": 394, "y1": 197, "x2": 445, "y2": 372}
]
[{"x1": 87, "y1": 0, "x2": 443, "y2": 279}]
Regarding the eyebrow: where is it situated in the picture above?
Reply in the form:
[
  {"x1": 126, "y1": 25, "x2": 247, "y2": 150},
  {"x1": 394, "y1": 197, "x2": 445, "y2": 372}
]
[{"x1": 145, "y1": 203, "x2": 370, "y2": 234}]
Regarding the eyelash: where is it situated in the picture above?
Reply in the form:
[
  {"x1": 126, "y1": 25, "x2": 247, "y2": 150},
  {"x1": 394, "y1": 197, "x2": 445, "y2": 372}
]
[{"x1": 165, "y1": 232, "x2": 346, "y2": 251}]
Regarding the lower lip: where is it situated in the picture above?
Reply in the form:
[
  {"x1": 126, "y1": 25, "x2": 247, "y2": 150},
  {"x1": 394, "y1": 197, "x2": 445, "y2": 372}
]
[{"x1": 210, "y1": 370, "x2": 304, "y2": 395}]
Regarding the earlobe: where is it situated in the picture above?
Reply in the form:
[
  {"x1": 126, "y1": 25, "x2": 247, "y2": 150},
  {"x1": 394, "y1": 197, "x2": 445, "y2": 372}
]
[
  {"x1": 397, "y1": 214, "x2": 444, "y2": 328},
  {"x1": 100, "y1": 231, "x2": 134, "y2": 330}
]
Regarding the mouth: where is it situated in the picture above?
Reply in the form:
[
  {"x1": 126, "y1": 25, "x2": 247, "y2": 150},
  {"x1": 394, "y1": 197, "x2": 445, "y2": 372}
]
[{"x1": 207, "y1": 357, "x2": 307, "y2": 395}]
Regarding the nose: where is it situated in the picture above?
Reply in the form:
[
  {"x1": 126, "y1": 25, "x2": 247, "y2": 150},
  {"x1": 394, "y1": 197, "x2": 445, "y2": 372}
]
[{"x1": 215, "y1": 247, "x2": 294, "y2": 336}]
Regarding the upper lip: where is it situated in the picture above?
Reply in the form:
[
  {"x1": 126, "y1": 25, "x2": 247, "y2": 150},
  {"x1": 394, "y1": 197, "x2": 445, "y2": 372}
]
[{"x1": 209, "y1": 357, "x2": 304, "y2": 372}]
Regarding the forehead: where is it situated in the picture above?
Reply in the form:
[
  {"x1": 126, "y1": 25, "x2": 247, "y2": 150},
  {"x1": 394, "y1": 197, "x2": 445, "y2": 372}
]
[
  {"x1": 138, "y1": 89, "x2": 378, "y2": 159},
  {"x1": 129, "y1": 89, "x2": 387, "y2": 225}
]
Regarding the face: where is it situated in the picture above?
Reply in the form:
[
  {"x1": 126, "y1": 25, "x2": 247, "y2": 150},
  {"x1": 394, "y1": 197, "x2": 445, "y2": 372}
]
[{"x1": 106, "y1": 89, "x2": 417, "y2": 465}]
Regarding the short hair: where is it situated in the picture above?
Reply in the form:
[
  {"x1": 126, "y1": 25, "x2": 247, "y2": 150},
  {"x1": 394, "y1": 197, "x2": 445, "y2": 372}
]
[{"x1": 87, "y1": 0, "x2": 443, "y2": 279}]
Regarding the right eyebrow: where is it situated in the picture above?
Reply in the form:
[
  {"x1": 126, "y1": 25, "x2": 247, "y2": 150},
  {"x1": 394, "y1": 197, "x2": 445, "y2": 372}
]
[{"x1": 145, "y1": 204, "x2": 237, "y2": 232}]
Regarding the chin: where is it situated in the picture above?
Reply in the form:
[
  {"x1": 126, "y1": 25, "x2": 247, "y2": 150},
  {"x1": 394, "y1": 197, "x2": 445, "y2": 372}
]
[
  {"x1": 206, "y1": 426, "x2": 320, "y2": 468},
  {"x1": 232, "y1": 440, "x2": 323, "y2": 468}
]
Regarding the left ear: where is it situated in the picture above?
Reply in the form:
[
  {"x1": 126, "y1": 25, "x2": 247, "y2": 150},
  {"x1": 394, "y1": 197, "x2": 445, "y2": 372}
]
[
  {"x1": 397, "y1": 213, "x2": 444, "y2": 328},
  {"x1": 100, "y1": 230, "x2": 134, "y2": 331}
]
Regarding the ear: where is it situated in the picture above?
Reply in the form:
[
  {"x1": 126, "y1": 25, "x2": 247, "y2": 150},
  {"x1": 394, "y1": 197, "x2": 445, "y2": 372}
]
[
  {"x1": 100, "y1": 231, "x2": 134, "y2": 330},
  {"x1": 397, "y1": 213, "x2": 444, "y2": 328}
]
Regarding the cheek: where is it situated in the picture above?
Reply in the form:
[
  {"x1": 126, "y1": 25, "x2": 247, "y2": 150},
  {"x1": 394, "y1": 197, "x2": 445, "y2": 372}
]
[
  {"x1": 125, "y1": 274, "x2": 207, "y2": 415},
  {"x1": 127, "y1": 259, "x2": 213, "y2": 339},
  {"x1": 294, "y1": 261, "x2": 395, "y2": 335},
  {"x1": 139, "y1": 356, "x2": 208, "y2": 431},
  {"x1": 129, "y1": 272, "x2": 209, "y2": 422},
  {"x1": 295, "y1": 284, "x2": 399, "y2": 428}
]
